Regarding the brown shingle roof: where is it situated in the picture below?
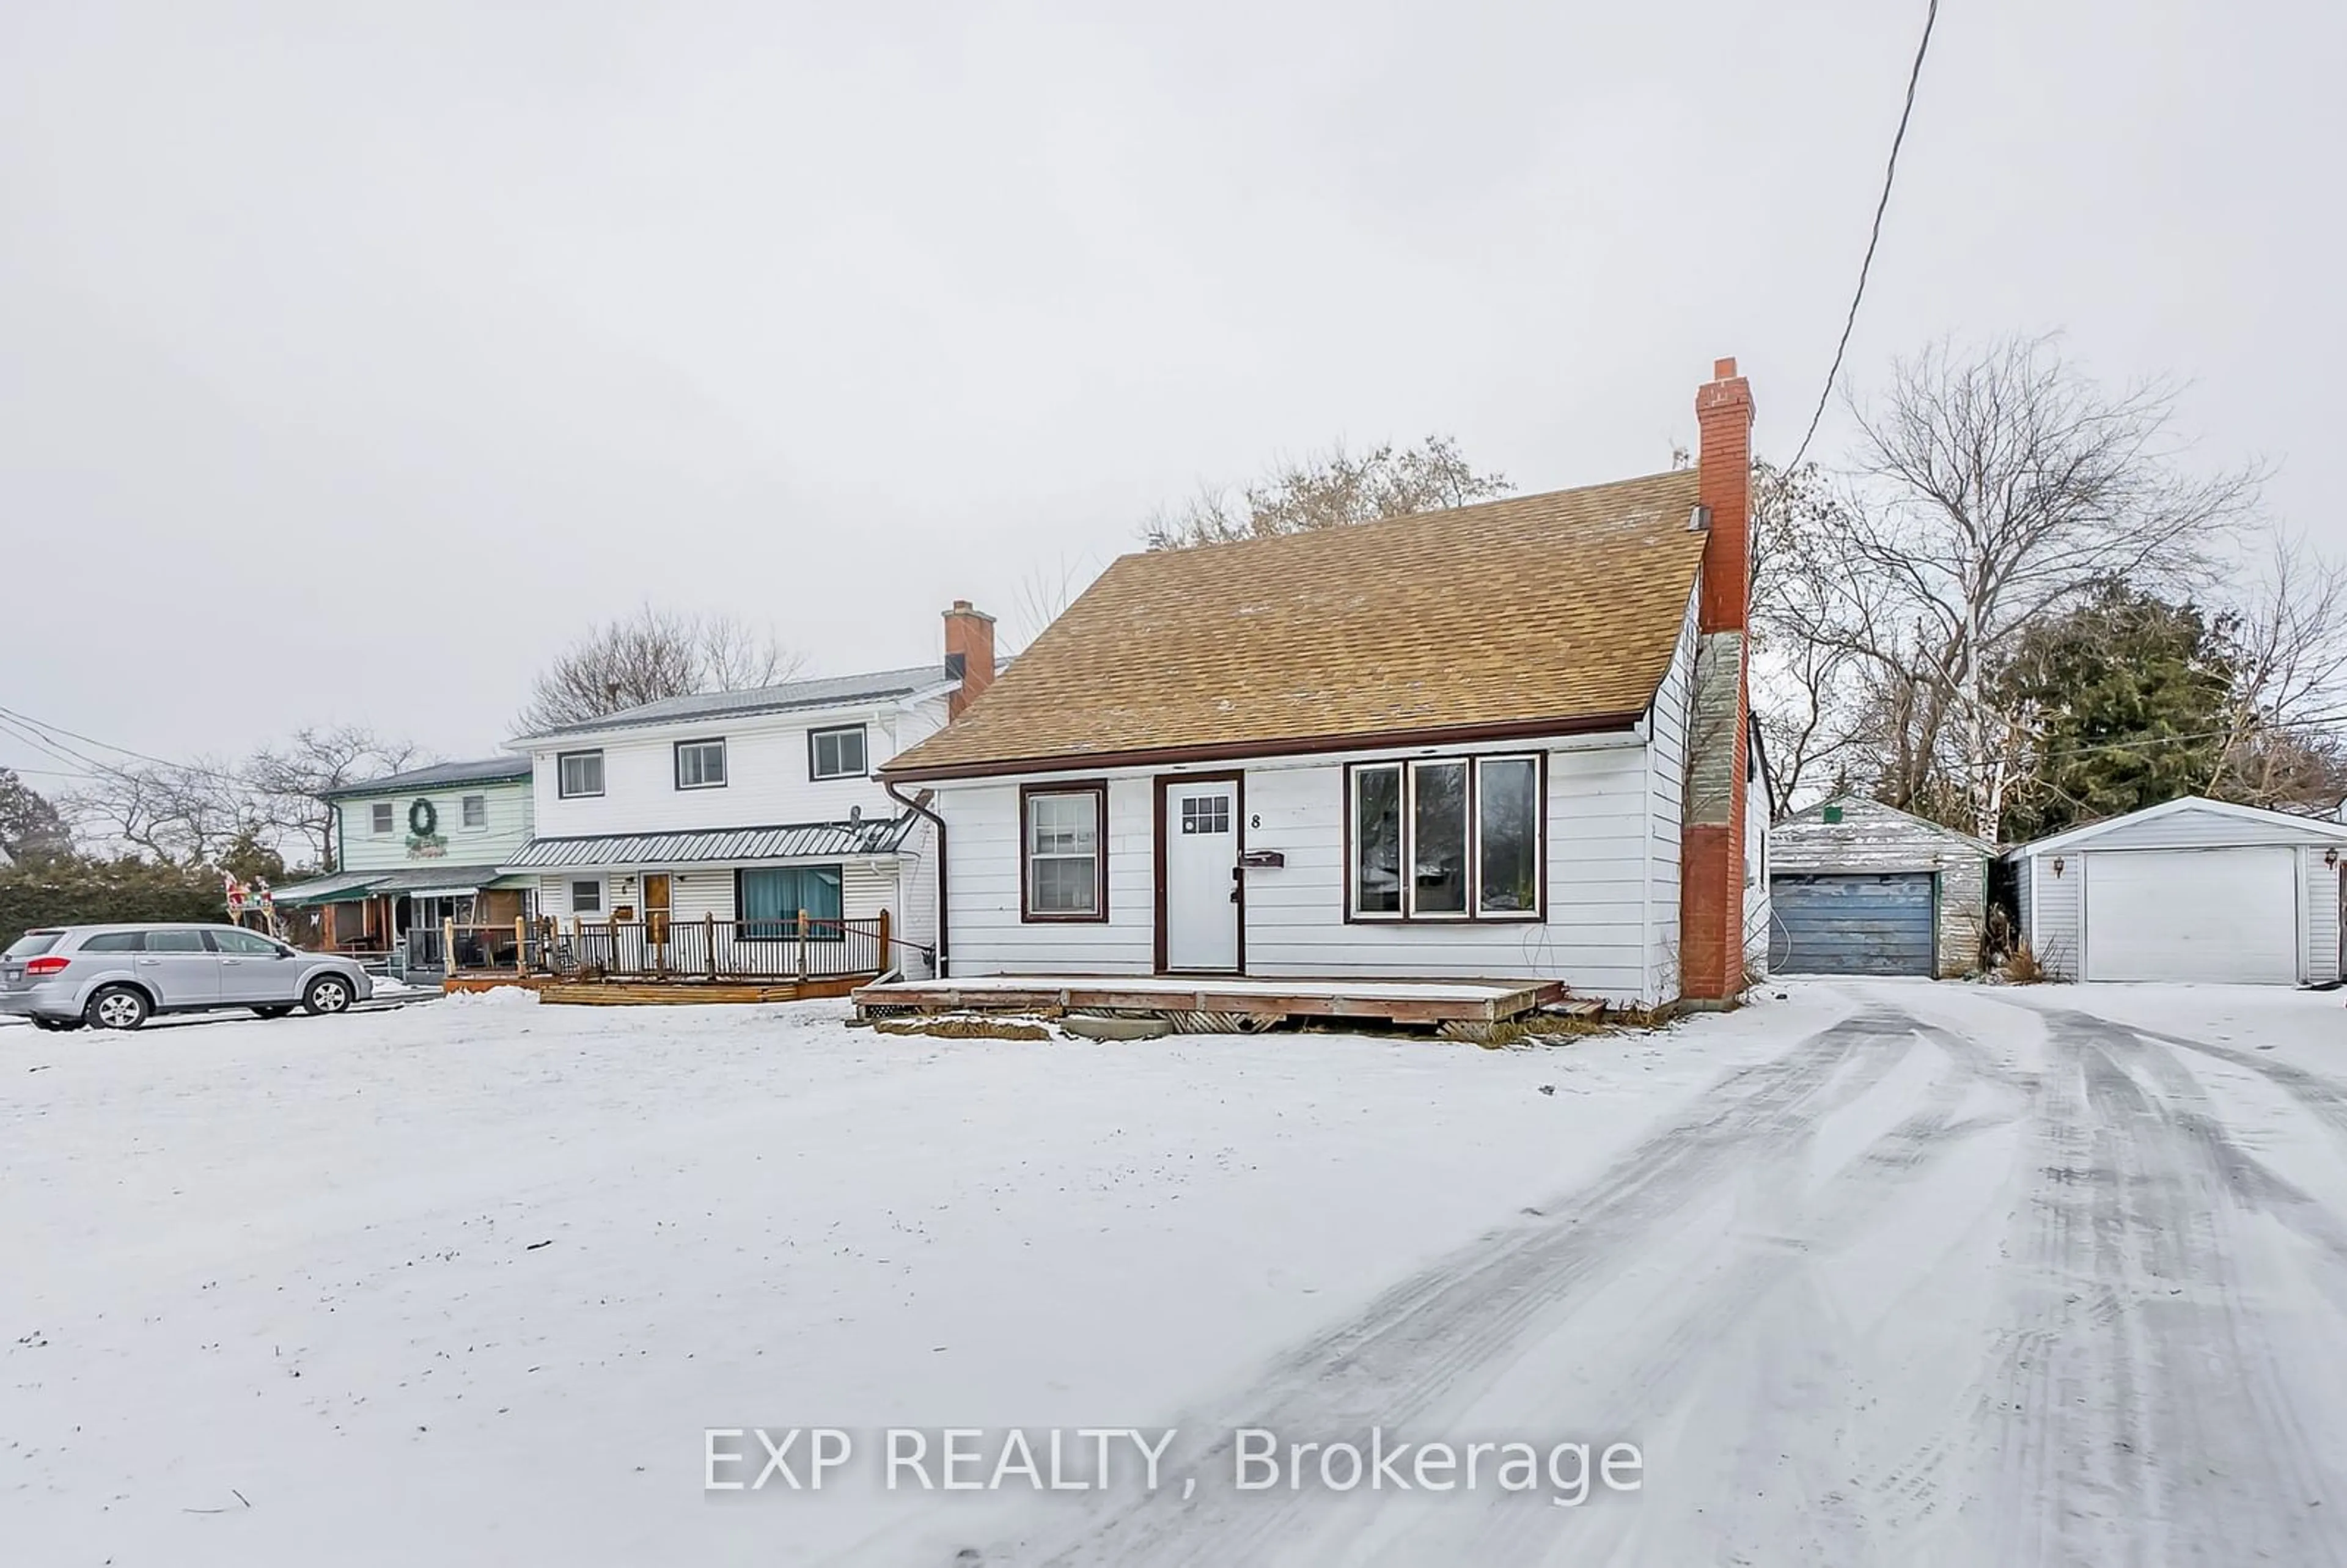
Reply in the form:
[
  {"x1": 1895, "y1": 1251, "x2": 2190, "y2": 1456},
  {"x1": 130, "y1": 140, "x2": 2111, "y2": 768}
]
[{"x1": 887, "y1": 468, "x2": 1708, "y2": 780}]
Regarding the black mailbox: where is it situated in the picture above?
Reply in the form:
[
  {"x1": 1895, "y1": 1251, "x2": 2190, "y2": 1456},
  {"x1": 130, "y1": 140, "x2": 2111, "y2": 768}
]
[{"x1": 1238, "y1": 849, "x2": 1285, "y2": 868}]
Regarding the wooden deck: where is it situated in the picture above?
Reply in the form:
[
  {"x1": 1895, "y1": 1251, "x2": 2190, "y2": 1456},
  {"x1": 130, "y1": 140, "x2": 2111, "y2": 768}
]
[
  {"x1": 444, "y1": 973, "x2": 874, "y2": 1006},
  {"x1": 851, "y1": 974, "x2": 1567, "y2": 1028}
]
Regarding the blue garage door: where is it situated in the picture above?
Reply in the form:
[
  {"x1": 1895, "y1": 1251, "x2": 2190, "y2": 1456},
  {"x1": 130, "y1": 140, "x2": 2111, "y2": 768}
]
[{"x1": 1771, "y1": 872, "x2": 1937, "y2": 976}]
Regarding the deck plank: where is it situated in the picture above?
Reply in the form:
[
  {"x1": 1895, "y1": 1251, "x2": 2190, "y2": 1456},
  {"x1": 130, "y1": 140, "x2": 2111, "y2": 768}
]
[{"x1": 851, "y1": 976, "x2": 1563, "y2": 1026}]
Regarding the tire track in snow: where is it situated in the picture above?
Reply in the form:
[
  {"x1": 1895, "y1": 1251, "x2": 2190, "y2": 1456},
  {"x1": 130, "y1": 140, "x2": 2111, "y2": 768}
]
[
  {"x1": 1990, "y1": 1007, "x2": 2347, "y2": 1567},
  {"x1": 2127, "y1": 1017, "x2": 2347, "y2": 1148},
  {"x1": 1453, "y1": 1013, "x2": 2019, "y2": 1568},
  {"x1": 1008, "y1": 1006, "x2": 1994, "y2": 1567}
]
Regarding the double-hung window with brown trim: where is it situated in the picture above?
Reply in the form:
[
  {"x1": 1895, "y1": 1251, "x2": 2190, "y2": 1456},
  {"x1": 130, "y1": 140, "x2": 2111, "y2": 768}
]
[
  {"x1": 1021, "y1": 781, "x2": 1108, "y2": 921},
  {"x1": 1348, "y1": 754, "x2": 1543, "y2": 921}
]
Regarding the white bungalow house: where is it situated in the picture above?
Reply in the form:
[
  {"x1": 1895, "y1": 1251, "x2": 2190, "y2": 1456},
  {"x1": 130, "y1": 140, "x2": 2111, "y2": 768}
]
[
  {"x1": 500, "y1": 605, "x2": 999, "y2": 980},
  {"x1": 275, "y1": 755, "x2": 538, "y2": 969},
  {"x1": 880, "y1": 360, "x2": 1765, "y2": 1009}
]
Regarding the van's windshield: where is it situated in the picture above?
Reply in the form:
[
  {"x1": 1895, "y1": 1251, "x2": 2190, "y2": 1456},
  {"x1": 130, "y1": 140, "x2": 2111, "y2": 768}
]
[{"x1": 3, "y1": 931, "x2": 62, "y2": 960}]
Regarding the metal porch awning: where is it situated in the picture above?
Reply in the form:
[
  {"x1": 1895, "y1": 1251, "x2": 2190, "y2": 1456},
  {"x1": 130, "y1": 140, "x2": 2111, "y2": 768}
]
[
  {"x1": 367, "y1": 865, "x2": 510, "y2": 898},
  {"x1": 273, "y1": 871, "x2": 387, "y2": 907},
  {"x1": 502, "y1": 816, "x2": 917, "y2": 871}
]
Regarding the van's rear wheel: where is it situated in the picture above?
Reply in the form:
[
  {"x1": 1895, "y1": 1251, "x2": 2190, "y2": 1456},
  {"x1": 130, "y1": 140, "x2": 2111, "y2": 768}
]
[
  {"x1": 86, "y1": 986, "x2": 151, "y2": 1030},
  {"x1": 303, "y1": 976, "x2": 353, "y2": 1016}
]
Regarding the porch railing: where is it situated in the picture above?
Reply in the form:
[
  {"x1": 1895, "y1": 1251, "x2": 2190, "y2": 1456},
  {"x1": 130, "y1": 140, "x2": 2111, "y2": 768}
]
[{"x1": 444, "y1": 912, "x2": 906, "y2": 983}]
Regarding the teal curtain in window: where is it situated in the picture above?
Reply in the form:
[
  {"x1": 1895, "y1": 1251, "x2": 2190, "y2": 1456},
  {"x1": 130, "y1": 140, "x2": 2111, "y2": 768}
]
[{"x1": 738, "y1": 865, "x2": 845, "y2": 939}]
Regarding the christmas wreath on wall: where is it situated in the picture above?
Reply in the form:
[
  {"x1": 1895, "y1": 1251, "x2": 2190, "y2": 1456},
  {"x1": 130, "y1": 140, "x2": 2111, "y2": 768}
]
[{"x1": 408, "y1": 798, "x2": 438, "y2": 838}]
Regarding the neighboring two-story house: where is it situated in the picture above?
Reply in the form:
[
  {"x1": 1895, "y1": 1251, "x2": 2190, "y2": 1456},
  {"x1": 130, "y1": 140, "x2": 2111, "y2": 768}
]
[
  {"x1": 275, "y1": 755, "x2": 538, "y2": 964},
  {"x1": 500, "y1": 605, "x2": 997, "y2": 978}
]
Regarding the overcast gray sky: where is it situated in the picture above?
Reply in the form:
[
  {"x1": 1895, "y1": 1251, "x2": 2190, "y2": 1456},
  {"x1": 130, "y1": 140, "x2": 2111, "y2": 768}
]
[{"x1": 3, "y1": 0, "x2": 2339, "y2": 779}]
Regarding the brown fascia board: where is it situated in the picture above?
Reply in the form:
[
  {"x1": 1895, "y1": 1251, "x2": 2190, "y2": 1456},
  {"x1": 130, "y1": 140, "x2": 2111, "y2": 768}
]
[{"x1": 880, "y1": 708, "x2": 1647, "y2": 783}]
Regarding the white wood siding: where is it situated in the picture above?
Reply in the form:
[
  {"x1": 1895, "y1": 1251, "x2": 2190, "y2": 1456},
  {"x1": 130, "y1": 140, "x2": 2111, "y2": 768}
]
[
  {"x1": 2059, "y1": 802, "x2": 2329, "y2": 852},
  {"x1": 942, "y1": 778, "x2": 1158, "y2": 974},
  {"x1": 842, "y1": 862, "x2": 894, "y2": 921},
  {"x1": 538, "y1": 860, "x2": 912, "y2": 931},
  {"x1": 2021, "y1": 852, "x2": 2084, "y2": 978},
  {"x1": 895, "y1": 815, "x2": 940, "y2": 977},
  {"x1": 338, "y1": 781, "x2": 534, "y2": 873},
  {"x1": 2309, "y1": 848, "x2": 2344, "y2": 983},
  {"x1": 669, "y1": 871, "x2": 735, "y2": 922},
  {"x1": 1644, "y1": 587, "x2": 1697, "y2": 999},
  {"x1": 539, "y1": 873, "x2": 603, "y2": 918},
  {"x1": 1743, "y1": 746, "x2": 1771, "y2": 980},
  {"x1": 1243, "y1": 744, "x2": 1657, "y2": 1002},
  {"x1": 530, "y1": 695, "x2": 951, "y2": 841},
  {"x1": 936, "y1": 730, "x2": 1677, "y2": 1006}
]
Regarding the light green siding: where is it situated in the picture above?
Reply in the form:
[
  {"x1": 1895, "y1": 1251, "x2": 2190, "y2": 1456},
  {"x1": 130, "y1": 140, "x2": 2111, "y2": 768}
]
[{"x1": 337, "y1": 780, "x2": 534, "y2": 873}]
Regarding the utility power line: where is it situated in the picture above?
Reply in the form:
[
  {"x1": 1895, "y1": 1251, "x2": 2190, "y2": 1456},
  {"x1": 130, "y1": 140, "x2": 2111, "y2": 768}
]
[
  {"x1": 2019, "y1": 706, "x2": 2347, "y2": 766},
  {"x1": 0, "y1": 704, "x2": 251, "y2": 786},
  {"x1": 1787, "y1": 0, "x2": 1942, "y2": 473}
]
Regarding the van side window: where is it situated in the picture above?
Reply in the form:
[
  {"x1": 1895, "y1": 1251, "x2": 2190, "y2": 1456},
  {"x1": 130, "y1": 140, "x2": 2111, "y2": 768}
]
[
  {"x1": 79, "y1": 932, "x2": 142, "y2": 953},
  {"x1": 209, "y1": 929, "x2": 279, "y2": 956}
]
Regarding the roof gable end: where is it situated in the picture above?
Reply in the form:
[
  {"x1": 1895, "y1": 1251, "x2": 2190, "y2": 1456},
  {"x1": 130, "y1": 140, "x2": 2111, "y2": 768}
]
[{"x1": 2009, "y1": 795, "x2": 2347, "y2": 858}]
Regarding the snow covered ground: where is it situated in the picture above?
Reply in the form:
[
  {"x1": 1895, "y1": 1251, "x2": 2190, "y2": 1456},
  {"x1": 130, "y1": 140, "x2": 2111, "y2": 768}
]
[{"x1": 4, "y1": 981, "x2": 2345, "y2": 1565}]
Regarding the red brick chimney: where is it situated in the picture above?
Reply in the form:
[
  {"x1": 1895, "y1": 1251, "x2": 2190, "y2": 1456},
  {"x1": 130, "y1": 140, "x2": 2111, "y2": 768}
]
[
  {"x1": 1695, "y1": 356, "x2": 1754, "y2": 634},
  {"x1": 1679, "y1": 357, "x2": 1755, "y2": 1004},
  {"x1": 942, "y1": 601, "x2": 996, "y2": 720}
]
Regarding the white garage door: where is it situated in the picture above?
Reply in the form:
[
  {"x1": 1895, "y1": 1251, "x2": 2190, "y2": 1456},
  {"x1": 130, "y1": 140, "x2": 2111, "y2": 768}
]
[{"x1": 2084, "y1": 847, "x2": 2299, "y2": 984}]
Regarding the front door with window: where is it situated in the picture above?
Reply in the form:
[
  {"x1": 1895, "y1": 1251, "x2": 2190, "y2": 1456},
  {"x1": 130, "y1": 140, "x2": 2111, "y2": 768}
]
[
  {"x1": 1162, "y1": 778, "x2": 1240, "y2": 972},
  {"x1": 643, "y1": 873, "x2": 672, "y2": 947}
]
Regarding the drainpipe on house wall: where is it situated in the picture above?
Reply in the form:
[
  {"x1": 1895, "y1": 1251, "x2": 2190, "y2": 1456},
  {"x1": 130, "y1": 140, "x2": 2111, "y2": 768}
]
[{"x1": 884, "y1": 779, "x2": 949, "y2": 978}]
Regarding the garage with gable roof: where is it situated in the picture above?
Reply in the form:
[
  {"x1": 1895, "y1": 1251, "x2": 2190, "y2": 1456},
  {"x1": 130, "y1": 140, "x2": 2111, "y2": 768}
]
[
  {"x1": 2008, "y1": 796, "x2": 2347, "y2": 985},
  {"x1": 1766, "y1": 794, "x2": 1994, "y2": 978}
]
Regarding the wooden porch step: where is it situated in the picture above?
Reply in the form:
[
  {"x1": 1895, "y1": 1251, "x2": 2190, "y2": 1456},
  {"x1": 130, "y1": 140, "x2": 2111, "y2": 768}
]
[{"x1": 851, "y1": 975, "x2": 1567, "y2": 1028}]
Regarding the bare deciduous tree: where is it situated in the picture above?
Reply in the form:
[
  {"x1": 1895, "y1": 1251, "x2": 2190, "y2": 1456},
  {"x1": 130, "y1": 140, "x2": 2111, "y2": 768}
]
[
  {"x1": 67, "y1": 760, "x2": 261, "y2": 868},
  {"x1": 2208, "y1": 532, "x2": 2347, "y2": 811},
  {"x1": 246, "y1": 727, "x2": 427, "y2": 872},
  {"x1": 1756, "y1": 335, "x2": 2263, "y2": 837},
  {"x1": 65, "y1": 728, "x2": 428, "y2": 873},
  {"x1": 1143, "y1": 436, "x2": 1511, "y2": 550},
  {"x1": 517, "y1": 607, "x2": 807, "y2": 733},
  {"x1": 1749, "y1": 460, "x2": 1868, "y2": 816},
  {"x1": 1008, "y1": 554, "x2": 1105, "y2": 650}
]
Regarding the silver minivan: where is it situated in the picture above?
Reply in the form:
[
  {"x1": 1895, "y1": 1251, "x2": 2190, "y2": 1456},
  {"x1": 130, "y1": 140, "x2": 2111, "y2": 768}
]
[{"x1": 0, "y1": 925, "x2": 374, "y2": 1031}]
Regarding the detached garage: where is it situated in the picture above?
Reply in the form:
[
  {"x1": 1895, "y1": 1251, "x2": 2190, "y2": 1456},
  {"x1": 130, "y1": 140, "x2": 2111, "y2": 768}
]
[
  {"x1": 1768, "y1": 796, "x2": 1994, "y2": 978},
  {"x1": 2010, "y1": 797, "x2": 2347, "y2": 985}
]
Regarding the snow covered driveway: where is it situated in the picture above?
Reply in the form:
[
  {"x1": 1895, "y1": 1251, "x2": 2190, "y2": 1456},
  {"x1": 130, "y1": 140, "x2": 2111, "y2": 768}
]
[{"x1": 5, "y1": 984, "x2": 2346, "y2": 1566}]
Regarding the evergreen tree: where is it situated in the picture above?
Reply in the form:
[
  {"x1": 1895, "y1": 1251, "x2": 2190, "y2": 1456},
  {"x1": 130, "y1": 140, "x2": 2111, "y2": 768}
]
[
  {"x1": 1993, "y1": 583, "x2": 2235, "y2": 841},
  {"x1": 0, "y1": 769, "x2": 72, "y2": 866}
]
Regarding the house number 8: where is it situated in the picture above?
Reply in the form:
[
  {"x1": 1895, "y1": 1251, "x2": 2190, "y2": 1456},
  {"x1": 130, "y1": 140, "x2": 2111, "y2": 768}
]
[{"x1": 1250, "y1": 813, "x2": 1262, "y2": 829}]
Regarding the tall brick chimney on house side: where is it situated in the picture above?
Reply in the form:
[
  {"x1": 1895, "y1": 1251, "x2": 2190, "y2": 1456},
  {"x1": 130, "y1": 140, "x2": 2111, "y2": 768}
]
[
  {"x1": 1678, "y1": 357, "x2": 1755, "y2": 1003},
  {"x1": 942, "y1": 600, "x2": 996, "y2": 719}
]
